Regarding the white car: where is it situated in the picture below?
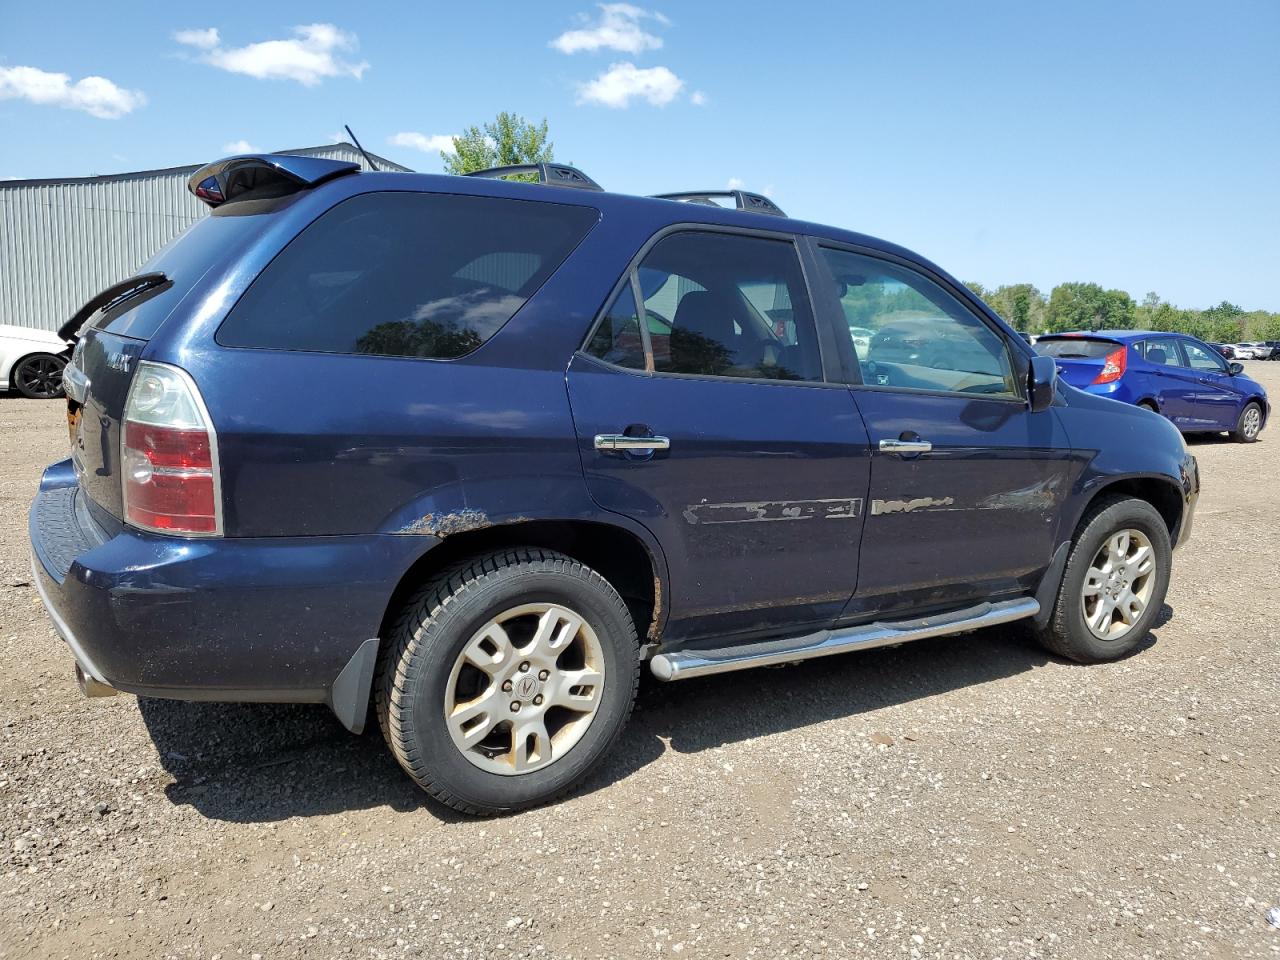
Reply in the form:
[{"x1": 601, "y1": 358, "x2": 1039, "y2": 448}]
[
  {"x1": 1232, "y1": 343, "x2": 1259, "y2": 360},
  {"x1": 848, "y1": 325, "x2": 874, "y2": 359},
  {"x1": 0, "y1": 324, "x2": 71, "y2": 399}
]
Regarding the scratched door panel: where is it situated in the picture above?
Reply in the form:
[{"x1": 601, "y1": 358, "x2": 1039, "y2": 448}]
[
  {"x1": 842, "y1": 388, "x2": 1077, "y2": 620},
  {"x1": 566, "y1": 354, "x2": 871, "y2": 642}
]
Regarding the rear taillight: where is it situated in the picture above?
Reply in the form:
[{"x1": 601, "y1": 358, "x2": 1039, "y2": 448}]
[
  {"x1": 121, "y1": 361, "x2": 222, "y2": 536},
  {"x1": 1092, "y1": 346, "x2": 1128, "y2": 385}
]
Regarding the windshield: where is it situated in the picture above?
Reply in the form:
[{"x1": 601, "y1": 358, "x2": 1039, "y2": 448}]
[{"x1": 1035, "y1": 337, "x2": 1121, "y2": 359}]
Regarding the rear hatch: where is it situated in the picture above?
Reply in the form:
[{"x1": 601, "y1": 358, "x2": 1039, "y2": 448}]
[
  {"x1": 65, "y1": 210, "x2": 275, "y2": 521},
  {"x1": 1034, "y1": 335, "x2": 1125, "y2": 389}
]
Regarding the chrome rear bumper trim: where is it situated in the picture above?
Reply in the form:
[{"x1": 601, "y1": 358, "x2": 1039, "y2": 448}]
[{"x1": 650, "y1": 597, "x2": 1040, "y2": 681}]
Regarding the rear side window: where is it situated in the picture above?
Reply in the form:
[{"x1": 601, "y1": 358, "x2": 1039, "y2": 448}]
[
  {"x1": 217, "y1": 192, "x2": 597, "y2": 359},
  {"x1": 586, "y1": 231, "x2": 822, "y2": 382},
  {"x1": 1036, "y1": 337, "x2": 1123, "y2": 359}
]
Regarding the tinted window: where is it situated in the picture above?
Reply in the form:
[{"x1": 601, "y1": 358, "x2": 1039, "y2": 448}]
[
  {"x1": 625, "y1": 232, "x2": 822, "y2": 381},
  {"x1": 1180, "y1": 339, "x2": 1227, "y2": 372},
  {"x1": 1036, "y1": 337, "x2": 1122, "y2": 359},
  {"x1": 584, "y1": 283, "x2": 645, "y2": 370},
  {"x1": 218, "y1": 192, "x2": 597, "y2": 358},
  {"x1": 820, "y1": 247, "x2": 1017, "y2": 397}
]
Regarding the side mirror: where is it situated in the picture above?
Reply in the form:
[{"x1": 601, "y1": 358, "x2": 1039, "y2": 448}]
[
  {"x1": 1229, "y1": 361, "x2": 1244, "y2": 376},
  {"x1": 1028, "y1": 354, "x2": 1057, "y2": 412}
]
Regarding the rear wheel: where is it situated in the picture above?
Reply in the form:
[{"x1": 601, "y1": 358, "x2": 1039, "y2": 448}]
[
  {"x1": 1232, "y1": 402, "x2": 1263, "y2": 443},
  {"x1": 375, "y1": 548, "x2": 639, "y2": 815},
  {"x1": 1033, "y1": 496, "x2": 1171, "y2": 663},
  {"x1": 12, "y1": 353, "x2": 66, "y2": 399},
  {"x1": 1137, "y1": 400, "x2": 1159, "y2": 414}
]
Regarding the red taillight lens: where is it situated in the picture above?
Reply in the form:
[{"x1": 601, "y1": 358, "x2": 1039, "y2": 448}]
[
  {"x1": 1092, "y1": 346, "x2": 1127, "y2": 385},
  {"x1": 121, "y1": 362, "x2": 221, "y2": 536}
]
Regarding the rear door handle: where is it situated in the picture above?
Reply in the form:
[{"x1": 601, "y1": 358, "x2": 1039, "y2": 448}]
[
  {"x1": 879, "y1": 438, "x2": 933, "y2": 455},
  {"x1": 594, "y1": 434, "x2": 671, "y2": 451}
]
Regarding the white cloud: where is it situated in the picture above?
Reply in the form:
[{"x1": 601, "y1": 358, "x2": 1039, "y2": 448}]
[
  {"x1": 0, "y1": 65, "x2": 145, "y2": 119},
  {"x1": 577, "y1": 61, "x2": 682, "y2": 108},
  {"x1": 690, "y1": 90, "x2": 707, "y2": 106},
  {"x1": 175, "y1": 23, "x2": 368, "y2": 86},
  {"x1": 173, "y1": 27, "x2": 219, "y2": 49},
  {"x1": 388, "y1": 132, "x2": 457, "y2": 155},
  {"x1": 552, "y1": 3, "x2": 667, "y2": 54},
  {"x1": 221, "y1": 139, "x2": 259, "y2": 154},
  {"x1": 727, "y1": 177, "x2": 745, "y2": 190}
]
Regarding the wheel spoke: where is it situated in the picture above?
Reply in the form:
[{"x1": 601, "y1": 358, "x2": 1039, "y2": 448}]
[
  {"x1": 1109, "y1": 531, "x2": 1130, "y2": 560},
  {"x1": 549, "y1": 668, "x2": 604, "y2": 711},
  {"x1": 1083, "y1": 566, "x2": 1107, "y2": 597},
  {"x1": 1129, "y1": 545, "x2": 1153, "y2": 576},
  {"x1": 462, "y1": 623, "x2": 513, "y2": 674},
  {"x1": 530, "y1": 607, "x2": 582, "y2": 658},
  {"x1": 1088, "y1": 597, "x2": 1115, "y2": 633},
  {"x1": 512, "y1": 716, "x2": 552, "y2": 771},
  {"x1": 447, "y1": 689, "x2": 501, "y2": 747}
]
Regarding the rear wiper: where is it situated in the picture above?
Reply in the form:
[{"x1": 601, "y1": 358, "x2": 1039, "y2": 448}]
[{"x1": 58, "y1": 272, "x2": 169, "y2": 341}]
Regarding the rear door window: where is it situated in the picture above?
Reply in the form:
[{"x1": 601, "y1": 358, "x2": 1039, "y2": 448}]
[
  {"x1": 584, "y1": 231, "x2": 823, "y2": 382},
  {"x1": 1139, "y1": 337, "x2": 1182, "y2": 366},
  {"x1": 217, "y1": 192, "x2": 598, "y2": 358}
]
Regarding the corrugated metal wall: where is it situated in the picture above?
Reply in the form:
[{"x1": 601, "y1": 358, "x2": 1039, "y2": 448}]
[{"x1": 0, "y1": 144, "x2": 409, "y2": 332}]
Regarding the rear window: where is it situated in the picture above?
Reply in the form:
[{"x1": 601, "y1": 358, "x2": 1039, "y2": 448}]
[
  {"x1": 1034, "y1": 337, "x2": 1122, "y2": 359},
  {"x1": 217, "y1": 192, "x2": 598, "y2": 359}
]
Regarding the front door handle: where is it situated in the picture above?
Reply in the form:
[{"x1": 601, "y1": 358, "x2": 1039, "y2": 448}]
[
  {"x1": 879, "y1": 438, "x2": 933, "y2": 455},
  {"x1": 594, "y1": 434, "x2": 671, "y2": 452}
]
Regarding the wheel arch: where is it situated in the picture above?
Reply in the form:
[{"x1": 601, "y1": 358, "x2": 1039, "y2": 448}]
[
  {"x1": 378, "y1": 518, "x2": 669, "y2": 650},
  {"x1": 1075, "y1": 475, "x2": 1185, "y2": 543}
]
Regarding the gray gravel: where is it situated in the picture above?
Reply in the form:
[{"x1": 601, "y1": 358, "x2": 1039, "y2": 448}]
[{"x1": 2, "y1": 365, "x2": 1279, "y2": 959}]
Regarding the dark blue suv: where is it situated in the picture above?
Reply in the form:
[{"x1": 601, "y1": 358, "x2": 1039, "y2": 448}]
[
  {"x1": 30, "y1": 155, "x2": 1199, "y2": 814},
  {"x1": 1035, "y1": 331, "x2": 1268, "y2": 441}
]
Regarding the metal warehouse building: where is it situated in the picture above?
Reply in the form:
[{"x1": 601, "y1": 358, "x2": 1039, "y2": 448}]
[{"x1": 0, "y1": 143, "x2": 409, "y2": 333}]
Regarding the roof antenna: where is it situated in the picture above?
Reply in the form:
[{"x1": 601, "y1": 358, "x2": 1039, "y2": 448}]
[{"x1": 343, "y1": 124, "x2": 380, "y2": 172}]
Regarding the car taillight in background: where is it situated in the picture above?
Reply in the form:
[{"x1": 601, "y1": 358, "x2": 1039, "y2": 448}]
[
  {"x1": 121, "y1": 361, "x2": 222, "y2": 536},
  {"x1": 1092, "y1": 346, "x2": 1128, "y2": 385}
]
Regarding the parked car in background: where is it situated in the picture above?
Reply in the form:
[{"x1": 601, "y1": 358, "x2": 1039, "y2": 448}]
[
  {"x1": 1035, "y1": 331, "x2": 1268, "y2": 442},
  {"x1": 31, "y1": 154, "x2": 1201, "y2": 814},
  {"x1": 1213, "y1": 343, "x2": 1237, "y2": 359},
  {"x1": 1245, "y1": 342, "x2": 1276, "y2": 360},
  {"x1": 1232, "y1": 343, "x2": 1261, "y2": 360},
  {"x1": 1262, "y1": 341, "x2": 1280, "y2": 360},
  {"x1": 1, "y1": 325, "x2": 71, "y2": 399},
  {"x1": 847, "y1": 324, "x2": 874, "y2": 359},
  {"x1": 1015, "y1": 331, "x2": 1036, "y2": 345}
]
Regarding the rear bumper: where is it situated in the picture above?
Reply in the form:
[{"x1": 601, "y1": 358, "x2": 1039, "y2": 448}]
[{"x1": 29, "y1": 460, "x2": 434, "y2": 729}]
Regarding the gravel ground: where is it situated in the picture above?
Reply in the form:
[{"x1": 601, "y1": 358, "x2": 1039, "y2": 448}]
[{"x1": 2, "y1": 365, "x2": 1278, "y2": 960}]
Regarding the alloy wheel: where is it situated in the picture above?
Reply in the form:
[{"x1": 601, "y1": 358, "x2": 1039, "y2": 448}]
[
  {"x1": 1242, "y1": 406, "x2": 1261, "y2": 440},
  {"x1": 444, "y1": 603, "x2": 605, "y2": 775},
  {"x1": 1080, "y1": 528, "x2": 1157, "y2": 641},
  {"x1": 14, "y1": 356, "x2": 65, "y2": 399}
]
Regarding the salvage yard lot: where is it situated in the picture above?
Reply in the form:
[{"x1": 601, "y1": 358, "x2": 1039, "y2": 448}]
[{"x1": 2, "y1": 365, "x2": 1277, "y2": 960}]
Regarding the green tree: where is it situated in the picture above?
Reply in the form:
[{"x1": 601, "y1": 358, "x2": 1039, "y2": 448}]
[
  {"x1": 443, "y1": 112, "x2": 554, "y2": 177},
  {"x1": 963, "y1": 281, "x2": 990, "y2": 300},
  {"x1": 985, "y1": 283, "x2": 1047, "y2": 332},
  {"x1": 1044, "y1": 282, "x2": 1135, "y2": 333}
]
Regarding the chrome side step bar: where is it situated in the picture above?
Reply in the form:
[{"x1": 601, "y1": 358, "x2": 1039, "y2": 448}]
[{"x1": 649, "y1": 597, "x2": 1039, "y2": 681}]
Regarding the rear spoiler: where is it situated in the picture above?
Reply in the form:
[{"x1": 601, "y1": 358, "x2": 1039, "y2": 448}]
[{"x1": 187, "y1": 154, "x2": 360, "y2": 209}]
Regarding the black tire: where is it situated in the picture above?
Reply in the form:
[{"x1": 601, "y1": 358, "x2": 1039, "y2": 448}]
[
  {"x1": 1231, "y1": 401, "x2": 1263, "y2": 443},
  {"x1": 375, "y1": 547, "x2": 640, "y2": 815},
  {"x1": 12, "y1": 353, "x2": 66, "y2": 399},
  {"x1": 1137, "y1": 400, "x2": 1159, "y2": 414},
  {"x1": 1033, "y1": 496, "x2": 1172, "y2": 664}
]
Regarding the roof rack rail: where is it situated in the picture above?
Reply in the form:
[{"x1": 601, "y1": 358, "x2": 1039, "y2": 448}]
[
  {"x1": 464, "y1": 163, "x2": 603, "y2": 192},
  {"x1": 651, "y1": 190, "x2": 786, "y2": 217}
]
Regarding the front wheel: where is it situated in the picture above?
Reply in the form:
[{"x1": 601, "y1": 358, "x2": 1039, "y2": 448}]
[
  {"x1": 375, "y1": 548, "x2": 640, "y2": 815},
  {"x1": 1033, "y1": 496, "x2": 1172, "y2": 664},
  {"x1": 12, "y1": 353, "x2": 66, "y2": 399},
  {"x1": 1232, "y1": 402, "x2": 1263, "y2": 443}
]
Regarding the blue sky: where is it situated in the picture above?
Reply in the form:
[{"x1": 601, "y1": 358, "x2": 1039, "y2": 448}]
[{"x1": 2, "y1": 0, "x2": 1277, "y2": 310}]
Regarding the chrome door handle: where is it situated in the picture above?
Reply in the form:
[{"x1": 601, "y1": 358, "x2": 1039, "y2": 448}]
[
  {"x1": 879, "y1": 438, "x2": 933, "y2": 454},
  {"x1": 594, "y1": 434, "x2": 671, "y2": 451}
]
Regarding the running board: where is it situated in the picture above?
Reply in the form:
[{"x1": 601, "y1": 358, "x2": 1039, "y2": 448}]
[{"x1": 649, "y1": 597, "x2": 1039, "y2": 681}]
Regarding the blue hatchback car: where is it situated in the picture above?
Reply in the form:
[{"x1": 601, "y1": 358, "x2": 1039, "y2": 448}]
[
  {"x1": 31, "y1": 154, "x2": 1200, "y2": 813},
  {"x1": 1035, "y1": 331, "x2": 1268, "y2": 442}
]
